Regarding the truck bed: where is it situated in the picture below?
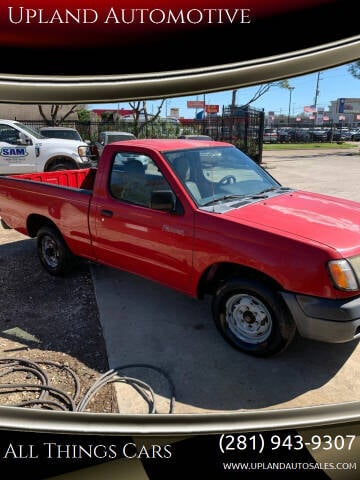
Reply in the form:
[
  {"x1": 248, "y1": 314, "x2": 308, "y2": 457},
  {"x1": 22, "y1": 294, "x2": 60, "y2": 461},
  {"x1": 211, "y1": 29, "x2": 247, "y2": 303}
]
[
  {"x1": 9, "y1": 167, "x2": 97, "y2": 191},
  {"x1": 0, "y1": 167, "x2": 97, "y2": 259}
]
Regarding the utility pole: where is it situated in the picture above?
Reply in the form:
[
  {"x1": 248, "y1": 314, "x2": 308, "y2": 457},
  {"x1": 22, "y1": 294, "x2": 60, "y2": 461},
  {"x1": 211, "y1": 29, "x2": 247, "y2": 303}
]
[
  {"x1": 287, "y1": 86, "x2": 295, "y2": 126},
  {"x1": 313, "y1": 72, "x2": 321, "y2": 125},
  {"x1": 230, "y1": 89, "x2": 237, "y2": 138},
  {"x1": 314, "y1": 71, "x2": 321, "y2": 109},
  {"x1": 231, "y1": 89, "x2": 237, "y2": 114}
]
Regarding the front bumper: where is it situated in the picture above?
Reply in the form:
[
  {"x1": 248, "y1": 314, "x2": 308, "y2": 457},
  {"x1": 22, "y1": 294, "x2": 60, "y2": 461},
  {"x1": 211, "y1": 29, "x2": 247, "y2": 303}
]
[{"x1": 281, "y1": 292, "x2": 360, "y2": 343}]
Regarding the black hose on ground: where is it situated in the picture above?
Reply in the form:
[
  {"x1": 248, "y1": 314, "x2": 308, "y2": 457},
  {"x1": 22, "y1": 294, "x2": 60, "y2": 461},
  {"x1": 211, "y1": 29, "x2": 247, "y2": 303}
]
[{"x1": 0, "y1": 358, "x2": 176, "y2": 413}]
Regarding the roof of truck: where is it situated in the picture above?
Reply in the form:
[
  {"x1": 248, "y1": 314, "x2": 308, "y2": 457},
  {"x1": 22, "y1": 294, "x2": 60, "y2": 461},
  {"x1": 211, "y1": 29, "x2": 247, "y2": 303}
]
[{"x1": 107, "y1": 138, "x2": 232, "y2": 152}]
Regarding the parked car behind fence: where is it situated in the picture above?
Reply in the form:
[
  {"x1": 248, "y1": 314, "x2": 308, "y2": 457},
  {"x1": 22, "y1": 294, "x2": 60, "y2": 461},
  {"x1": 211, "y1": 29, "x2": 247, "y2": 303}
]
[
  {"x1": 309, "y1": 129, "x2": 328, "y2": 142},
  {"x1": 263, "y1": 128, "x2": 278, "y2": 143},
  {"x1": 92, "y1": 131, "x2": 137, "y2": 163}
]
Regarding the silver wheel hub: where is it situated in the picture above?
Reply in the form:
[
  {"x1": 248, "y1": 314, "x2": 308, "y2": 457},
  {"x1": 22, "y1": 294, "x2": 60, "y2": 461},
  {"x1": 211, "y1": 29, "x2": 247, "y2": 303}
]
[{"x1": 225, "y1": 294, "x2": 272, "y2": 344}]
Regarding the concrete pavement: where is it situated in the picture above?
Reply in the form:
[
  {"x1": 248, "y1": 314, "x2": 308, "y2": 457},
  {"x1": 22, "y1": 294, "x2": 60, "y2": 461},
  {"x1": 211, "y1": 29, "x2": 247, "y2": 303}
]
[
  {"x1": 92, "y1": 147, "x2": 360, "y2": 414},
  {"x1": 262, "y1": 147, "x2": 360, "y2": 202}
]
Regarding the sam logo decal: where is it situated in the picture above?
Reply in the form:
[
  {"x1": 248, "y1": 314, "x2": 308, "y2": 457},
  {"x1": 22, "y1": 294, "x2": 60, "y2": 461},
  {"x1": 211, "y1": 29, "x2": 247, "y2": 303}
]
[{"x1": 1, "y1": 147, "x2": 28, "y2": 156}]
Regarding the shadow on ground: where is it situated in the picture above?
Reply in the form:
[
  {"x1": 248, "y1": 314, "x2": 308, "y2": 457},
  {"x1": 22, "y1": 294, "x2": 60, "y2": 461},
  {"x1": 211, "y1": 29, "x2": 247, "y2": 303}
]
[
  {"x1": 92, "y1": 265, "x2": 359, "y2": 413},
  {"x1": 0, "y1": 238, "x2": 108, "y2": 373}
]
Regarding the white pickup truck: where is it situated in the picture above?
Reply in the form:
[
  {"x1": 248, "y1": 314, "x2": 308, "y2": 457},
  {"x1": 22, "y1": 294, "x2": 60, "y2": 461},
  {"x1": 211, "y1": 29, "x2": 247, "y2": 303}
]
[{"x1": 0, "y1": 119, "x2": 92, "y2": 173}]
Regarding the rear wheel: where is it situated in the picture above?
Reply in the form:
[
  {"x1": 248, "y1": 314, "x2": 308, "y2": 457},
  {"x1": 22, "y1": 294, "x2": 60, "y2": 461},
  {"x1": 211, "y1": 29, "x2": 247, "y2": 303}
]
[
  {"x1": 212, "y1": 278, "x2": 296, "y2": 357},
  {"x1": 37, "y1": 226, "x2": 75, "y2": 275}
]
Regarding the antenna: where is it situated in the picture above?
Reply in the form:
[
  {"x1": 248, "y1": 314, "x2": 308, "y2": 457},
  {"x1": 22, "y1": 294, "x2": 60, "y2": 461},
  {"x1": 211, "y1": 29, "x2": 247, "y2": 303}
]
[{"x1": 211, "y1": 154, "x2": 215, "y2": 213}]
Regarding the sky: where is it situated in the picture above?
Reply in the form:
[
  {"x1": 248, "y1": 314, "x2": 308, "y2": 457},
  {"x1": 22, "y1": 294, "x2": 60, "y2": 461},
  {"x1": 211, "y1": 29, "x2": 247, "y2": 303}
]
[{"x1": 88, "y1": 62, "x2": 360, "y2": 118}]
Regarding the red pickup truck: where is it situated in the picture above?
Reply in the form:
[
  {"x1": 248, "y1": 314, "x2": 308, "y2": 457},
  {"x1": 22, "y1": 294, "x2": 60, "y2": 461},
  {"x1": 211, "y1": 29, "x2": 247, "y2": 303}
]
[{"x1": 1, "y1": 139, "x2": 360, "y2": 357}]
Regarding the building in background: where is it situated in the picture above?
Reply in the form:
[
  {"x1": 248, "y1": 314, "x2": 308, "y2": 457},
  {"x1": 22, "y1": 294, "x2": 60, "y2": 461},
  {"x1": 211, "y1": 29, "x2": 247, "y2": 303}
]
[
  {"x1": 265, "y1": 98, "x2": 360, "y2": 127},
  {"x1": 328, "y1": 98, "x2": 360, "y2": 126}
]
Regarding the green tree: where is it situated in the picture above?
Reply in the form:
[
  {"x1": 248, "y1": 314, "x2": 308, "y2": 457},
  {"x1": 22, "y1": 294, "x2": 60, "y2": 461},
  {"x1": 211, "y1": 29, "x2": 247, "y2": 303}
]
[
  {"x1": 100, "y1": 110, "x2": 116, "y2": 122},
  {"x1": 77, "y1": 108, "x2": 91, "y2": 123},
  {"x1": 348, "y1": 61, "x2": 360, "y2": 79}
]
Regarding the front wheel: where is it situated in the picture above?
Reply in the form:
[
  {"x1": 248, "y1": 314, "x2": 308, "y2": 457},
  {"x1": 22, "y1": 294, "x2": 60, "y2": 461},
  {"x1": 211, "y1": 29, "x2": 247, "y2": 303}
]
[
  {"x1": 1, "y1": 218, "x2": 11, "y2": 229},
  {"x1": 37, "y1": 226, "x2": 75, "y2": 275},
  {"x1": 212, "y1": 278, "x2": 296, "y2": 357},
  {"x1": 47, "y1": 160, "x2": 75, "y2": 172}
]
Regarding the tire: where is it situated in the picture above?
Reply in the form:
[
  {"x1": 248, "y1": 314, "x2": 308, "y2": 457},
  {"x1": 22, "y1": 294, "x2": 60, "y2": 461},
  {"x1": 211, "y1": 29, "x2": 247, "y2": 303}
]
[
  {"x1": 47, "y1": 160, "x2": 75, "y2": 172},
  {"x1": 212, "y1": 277, "x2": 296, "y2": 357},
  {"x1": 37, "y1": 226, "x2": 75, "y2": 275},
  {"x1": 1, "y1": 218, "x2": 11, "y2": 229}
]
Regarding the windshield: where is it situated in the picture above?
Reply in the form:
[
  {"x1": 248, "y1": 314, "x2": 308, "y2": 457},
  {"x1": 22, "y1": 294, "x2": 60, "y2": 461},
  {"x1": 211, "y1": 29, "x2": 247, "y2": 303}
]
[
  {"x1": 14, "y1": 122, "x2": 45, "y2": 139},
  {"x1": 106, "y1": 133, "x2": 136, "y2": 142},
  {"x1": 40, "y1": 129, "x2": 82, "y2": 141},
  {"x1": 163, "y1": 146, "x2": 281, "y2": 208}
]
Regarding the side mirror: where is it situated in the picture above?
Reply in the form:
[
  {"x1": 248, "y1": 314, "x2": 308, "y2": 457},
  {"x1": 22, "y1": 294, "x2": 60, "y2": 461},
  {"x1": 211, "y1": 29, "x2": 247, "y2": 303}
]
[
  {"x1": 150, "y1": 190, "x2": 176, "y2": 212},
  {"x1": 17, "y1": 132, "x2": 32, "y2": 145}
]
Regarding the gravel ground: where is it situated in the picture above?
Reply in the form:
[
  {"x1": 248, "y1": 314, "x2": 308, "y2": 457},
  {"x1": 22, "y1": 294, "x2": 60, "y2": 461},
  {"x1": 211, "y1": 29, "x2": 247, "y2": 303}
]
[{"x1": 0, "y1": 228, "x2": 117, "y2": 413}]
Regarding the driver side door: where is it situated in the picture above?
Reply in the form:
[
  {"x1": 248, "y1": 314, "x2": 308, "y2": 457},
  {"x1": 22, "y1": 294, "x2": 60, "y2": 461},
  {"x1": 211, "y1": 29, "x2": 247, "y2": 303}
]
[
  {"x1": 91, "y1": 151, "x2": 195, "y2": 294},
  {"x1": 0, "y1": 123, "x2": 36, "y2": 174}
]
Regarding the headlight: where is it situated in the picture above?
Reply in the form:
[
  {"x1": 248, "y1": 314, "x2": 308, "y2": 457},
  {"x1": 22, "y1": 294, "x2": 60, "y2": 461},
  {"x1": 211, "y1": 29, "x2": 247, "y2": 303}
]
[
  {"x1": 78, "y1": 146, "x2": 90, "y2": 157},
  {"x1": 328, "y1": 258, "x2": 360, "y2": 291}
]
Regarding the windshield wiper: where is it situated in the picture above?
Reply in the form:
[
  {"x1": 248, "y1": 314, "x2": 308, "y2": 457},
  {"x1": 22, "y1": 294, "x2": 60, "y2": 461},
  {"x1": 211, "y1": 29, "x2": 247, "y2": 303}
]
[
  {"x1": 257, "y1": 186, "x2": 291, "y2": 195},
  {"x1": 201, "y1": 194, "x2": 247, "y2": 206},
  {"x1": 201, "y1": 187, "x2": 292, "y2": 207}
]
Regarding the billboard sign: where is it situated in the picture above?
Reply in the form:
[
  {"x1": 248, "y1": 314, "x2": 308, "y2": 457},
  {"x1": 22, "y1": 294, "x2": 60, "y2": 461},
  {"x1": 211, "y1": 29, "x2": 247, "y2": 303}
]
[
  {"x1": 205, "y1": 104, "x2": 219, "y2": 114},
  {"x1": 187, "y1": 100, "x2": 205, "y2": 108}
]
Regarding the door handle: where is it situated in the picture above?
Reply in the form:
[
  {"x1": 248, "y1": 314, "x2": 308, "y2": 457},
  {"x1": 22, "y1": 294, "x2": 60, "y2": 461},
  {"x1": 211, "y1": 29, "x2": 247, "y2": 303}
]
[{"x1": 100, "y1": 209, "x2": 113, "y2": 217}]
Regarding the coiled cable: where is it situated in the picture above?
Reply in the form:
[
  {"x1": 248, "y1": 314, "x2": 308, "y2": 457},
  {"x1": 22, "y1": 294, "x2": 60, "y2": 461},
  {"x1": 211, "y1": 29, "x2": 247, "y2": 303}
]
[{"x1": 0, "y1": 357, "x2": 175, "y2": 413}]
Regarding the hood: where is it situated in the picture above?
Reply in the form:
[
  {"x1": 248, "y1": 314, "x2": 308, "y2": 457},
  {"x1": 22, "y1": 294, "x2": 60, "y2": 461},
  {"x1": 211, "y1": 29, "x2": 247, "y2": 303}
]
[
  {"x1": 223, "y1": 190, "x2": 360, "y2": 257},
  {"x1": 37, "y1": 137, "x2": 86, "y2": 148}
]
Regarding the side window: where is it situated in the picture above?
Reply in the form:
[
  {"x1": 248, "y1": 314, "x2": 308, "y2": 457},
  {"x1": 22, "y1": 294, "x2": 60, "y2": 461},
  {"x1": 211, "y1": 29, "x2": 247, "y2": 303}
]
[
  {"x1": 0, "y1": 124, "x2": 20, "y2": 145},
  {"x1": 109, "y1": 152, "x2": 173, "y2": 208}
]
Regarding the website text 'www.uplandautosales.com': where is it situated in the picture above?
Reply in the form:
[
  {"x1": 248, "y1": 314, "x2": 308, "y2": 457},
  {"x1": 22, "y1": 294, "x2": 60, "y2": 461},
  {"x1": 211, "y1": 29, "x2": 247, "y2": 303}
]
[
  {"x1": 221, "y1": 461, "x2": 357, "y2": 472},
  {"x1": 218, "y1": 433, "x2": 358, "y2": 473}
]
